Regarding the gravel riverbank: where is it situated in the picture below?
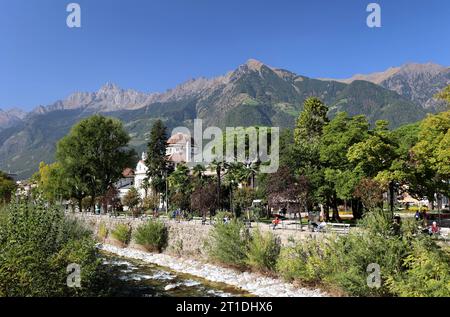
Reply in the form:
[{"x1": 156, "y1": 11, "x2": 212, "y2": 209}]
[{"x1": 99, "y1": 244, "x2": 327, "y2": 297}]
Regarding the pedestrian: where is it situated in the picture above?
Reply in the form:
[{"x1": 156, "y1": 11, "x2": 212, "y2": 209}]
[
  {"x1": 415, "y1": 210, "x2": 420, "y2": 221},
  {"x1": 272, "y1": 216, "x2": 281, "y2": 230},
  {"x1": 429, "y1": 221, "x2": 440, "y2": 235}
]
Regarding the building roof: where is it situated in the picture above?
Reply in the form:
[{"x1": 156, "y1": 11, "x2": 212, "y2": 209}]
[
  {"x1": 122, "y1": 168, "x2": 135, "y2": 178},
  {"x1": 167, "y1": 132, "x2": 194, "y2": 145},
  {"x1": 167, "y1": 152, "x2": 186, "y2": 163}
]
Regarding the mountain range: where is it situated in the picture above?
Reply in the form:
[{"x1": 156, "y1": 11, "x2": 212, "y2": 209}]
[{"x1": 1, "y1": 59, "x2": 449, "y2": 179}]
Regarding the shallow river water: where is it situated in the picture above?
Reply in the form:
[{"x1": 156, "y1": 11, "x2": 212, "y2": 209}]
[{"x1": 102, "y1": 253, "x2": 250, "y2": 297}]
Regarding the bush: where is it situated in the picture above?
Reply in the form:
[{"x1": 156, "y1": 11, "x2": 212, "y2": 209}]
[
  {"x1": 245, "y1": 229, "x2": 281, "y2": 273},
  {"x1": 387, "y1": 239, "x2": 450, "y2": 297},
  {"x1": 276, "y1": 210, "x2": 450, "y2": 296},
  {"x1": 97, "y1": 222, "x2": 108, "y2": 242},
  {"x1": 357, "y1": 209, "x2": 393, "y2": 236},
  {"x1": 110, "y1": 223, "x2": 131, "y2": 247},
  {"x1": 407, "y1": 206, "x2": 429, "y2": 212},
  {"x1": 133, "y1": 220, "x2": 168, "y2": 252},
  {"x1": 142, "y1": 195, "x2": 159, "y2": 212},
  {"x1": 213, "y1": 210, "x2": 233, "y2": 222},
  {"x1": 277, "y1": 238, "x2": 332, "y2": 284},
  {"x1": 325, "y1": 232, "x2": 406, "y2": 296},
  {"x1": 0, "y1": 201, "x2": 110, "y2": 296},
  {"x1": 207, "y1": 219, "x2": 250, "y2": 268}
]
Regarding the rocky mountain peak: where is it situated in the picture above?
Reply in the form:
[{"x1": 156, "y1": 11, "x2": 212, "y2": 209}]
[
  {"x1": 0, "y1": 108, "x2": 27, "y2": 131},
  {"x1": 97, "y1": 82, "x2": 123, "y2": 95},
  {"x1": 399, "y1": 62, "x2": 447, "y2": 76},
  {"x1": 245, "y1": 59, "x2": 265, "y2": 71}
]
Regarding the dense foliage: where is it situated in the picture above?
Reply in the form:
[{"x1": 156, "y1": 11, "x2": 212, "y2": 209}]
[
  {"x1": 245, "y1": 229, "x2": 281, "y2": 273},
  {"x1": 110, "y1": 223, "x2": 132, "y2": 247},
  {"x1": 0, "y1": 171, "x2": 16, "y2": 204},
  {"x1": 277, "y1": 210, "x2": 450, "y2": 296},
  {"x1": 133, "y1": 220, "x2": 168, "y2": 252},
  {"x1": 207, "y1": 219, "x2": 251, "y2": 268},
  {"x1": 0, "y1": 201, "x2": 111, "y2": 296},
  {"x1": 56, "y1": 115, "x2": 135, "y2": 211},
  {"x1": 145, "y1": 119, "x2": 170, "y2": 197}
]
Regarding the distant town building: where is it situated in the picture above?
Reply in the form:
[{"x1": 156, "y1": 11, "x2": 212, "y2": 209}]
[
  {"x1": 114, "y1": 168, "x2": 135, "y2": 200},
  {"x1": 166, "y1": 132, "x2": 196, "y2": 167},
  {"x1": 121, "y1": 133, "x2": 197, "y2": 201}
]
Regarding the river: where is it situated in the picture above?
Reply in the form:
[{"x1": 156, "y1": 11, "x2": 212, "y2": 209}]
[{"x1": 102, "y1": 252, "x2": 250, "y2": 297}]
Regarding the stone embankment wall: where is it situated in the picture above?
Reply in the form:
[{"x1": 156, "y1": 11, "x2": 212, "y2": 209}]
[
  {"x1": 70, "y1": 213, "x2": 211, "y2": 259},
  {"x1": 70, "y1": 213, "x2": 318, "y2": 259}
]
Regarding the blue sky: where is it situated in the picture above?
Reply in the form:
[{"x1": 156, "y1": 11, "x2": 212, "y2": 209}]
[{"x1": 1, "y1": 0, "x2": 449, "y2": 111}]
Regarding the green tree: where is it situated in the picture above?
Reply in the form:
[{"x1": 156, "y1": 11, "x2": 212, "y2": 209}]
[
  {"x1": 410, "y1": 111, "x2": 450, "y2": 206},
  {"x1": 294, "y1": 97, "x2": 329, "y2": 143},
  {"x1": 319, "y1": 113, "x2": 370, "y2": 219},
  {"x1": 122, "y1": 187, "x2": 141, "y2": 216},
  {"x1": 232, "y1": 187, "x2": 256, "y2": 216},
  {"x1": 348, "y1": 120, "x2": 400, "y2": 215},
  {"x1": 209, "y1": 159, "x2": 229, "y2": 211},
  {"x1": 291, "y1": 98, "x2": 330, "y2": 219},
  {"x1": 0, "y1": 172, "x2": 16, "y2": 204},
  {"x1": 192, "y1": 164, "x2": 206, "y2": 182},
  {"x1": 168, "y1": 164, "x2": 192, "y2": 211},
  {"x1": 191, "y1": 179, "x2": 217, "y2": 218},
  {"x1": 57, "y1": 115, "x2": 135, "y2": 212},
  {"x1": 144, "y1": 120, "x2": 170, "y2": 203},
  {"x1": 32, "y1": 162, "x2": 69, "y2": 204}
]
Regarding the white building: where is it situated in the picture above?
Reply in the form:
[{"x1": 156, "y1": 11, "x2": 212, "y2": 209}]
[
  {"x1": 134, "y1": 153, "x2": 149, "y2": 199},
  {"x1": 133, "y1": 133, "x2": 196, "y2": 200},
  {"x1": 115, "y1": 168, "x2": 135, "y2": 200}
]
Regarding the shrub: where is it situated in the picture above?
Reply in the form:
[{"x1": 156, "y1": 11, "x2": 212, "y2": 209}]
[
  {"x1": 277, "y1": 211, "x2": 436, "y2": 296},
  {"x1": 133, "y1": 220, "x2": 168, "y2": 252},
  {"x1": 387, "y1": 239, "x2": 450, "y2": 297},
  {"x1": 277, "y1": 238, "x2": 332, "y2": 284},
  {"x1": 122, "y1": 187, "x2": 141, "y2": 217},
  {"x1": 357, "y1": 208, "x2": 393, "y2": 236},
  {"x1": 207, "y1": 219, "x2": 250, "y2": 268},
  {"x1": 214, "y1": 210, "x2": 233, "y2": 222},
  {"x1": 245, "y1": 229, "x2": 281, "y2": 273},
  {"x1": 142, "y1": 195, "x2": 159, "y2": 213},
  {"x1": 97, "y1": 222, "x2": 108, "y2": 242},
  {"x1": 110, "y1": 223, "x2": 132, "y2": 247},
  {"x1": 0, "y1": 201, "x2": 110, "y2": 296},
  {"x1": 324, "y1": 232, "x2": 406, "y2": 296},
  {"x1": 276, "y1": 210, "x2": 450, "y2": 296}
]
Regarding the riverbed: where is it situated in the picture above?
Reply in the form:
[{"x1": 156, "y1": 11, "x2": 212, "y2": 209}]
[
  {"x1": 100, "y1": 244, "x2": 327, "y2": 297},
  {"x1": 102, "y1": 253, "x2": 250, "y2": 297}
]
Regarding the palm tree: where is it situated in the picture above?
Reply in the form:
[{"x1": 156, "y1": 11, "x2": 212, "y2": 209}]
[
  {"x1": 142, "y1": 177, "x2": 150, "y2": 198},
  {"x1": 243, "y1": 160, "x2": 260, "y2": 189},
  {"x1": 168, "y1": 164, "x2": 190, "y2": 193},
  {"x1": 224, "y1": 163, "x2": 244, "y2": 216},
  {"x1": 209, "y1": 160, "x2": 230, "y2": 210},
  {"x1": 192, "y1": 164, "x2": 206, "y2": 182}
]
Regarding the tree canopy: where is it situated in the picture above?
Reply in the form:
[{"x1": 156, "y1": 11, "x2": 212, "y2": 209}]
[{"x1": 56, "y1": 115, "x2": 135, "y2": 210}]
